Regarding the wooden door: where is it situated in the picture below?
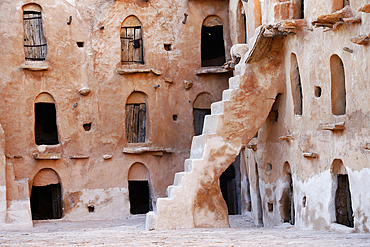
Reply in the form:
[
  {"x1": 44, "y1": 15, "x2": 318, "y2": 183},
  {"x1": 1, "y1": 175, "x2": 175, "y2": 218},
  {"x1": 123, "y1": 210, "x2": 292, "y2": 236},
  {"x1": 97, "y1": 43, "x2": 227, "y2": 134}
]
[{"x1": 23, "y1": 11, "x2": 47, "y2": 60}]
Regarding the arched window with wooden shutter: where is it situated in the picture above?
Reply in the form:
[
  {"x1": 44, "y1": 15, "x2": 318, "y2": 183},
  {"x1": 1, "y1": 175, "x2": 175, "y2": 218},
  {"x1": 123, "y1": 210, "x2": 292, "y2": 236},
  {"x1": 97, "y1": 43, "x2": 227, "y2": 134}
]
[
  {"x1": 23, "y1": 4, "x2": 47, "y2": 61},
  {"x1": 121, "y1": 16, "x2": 144, "y2": 64}
]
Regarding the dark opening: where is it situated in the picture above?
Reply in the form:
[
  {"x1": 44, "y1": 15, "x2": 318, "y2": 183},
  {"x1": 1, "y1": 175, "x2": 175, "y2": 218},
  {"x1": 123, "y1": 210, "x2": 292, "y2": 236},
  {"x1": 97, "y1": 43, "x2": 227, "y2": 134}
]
[
  {"x1": 164, "y1": 44, "x2": 172, "y2": 51},
  {"x1": 77, "y1": 42, "x2": 84, "y2": 48},
  {"x1": 201, "y1": 25, "x2": 225, "y2": 67},
  {"x1": 302, "y1": 196, "x2": 306, "y2": 207},
  {"x1": 88, "y1": 205, "x2": 95, "y2": 213},
  {"x1": 299, "y1": 0, "x2": 304, "y2": 19},
  {"x1": 30, "y1": 183, "x2": 62, "y2": 220},
  {"x1": 172, "y1": 115, "x2": 178, "y2": 121},
  {"x1": 83, "y1": 123, "x2": 92, "y2": 131},
  {"x1": 243, "y1": 14, "x2": 248, "y2": 43},
  {"x1": 193, "y1": 108, "x2": 211, "y2": 136},
  {"x1": 255, "y1": 162, "x2": 264, "y2": 225},
  {"x1": 281, "y1": 173, "x2": 295, "y2": 225},
  {"x1": 344, "y1": 0, "x2": 350, "y2": 6},
  {"x1": 268, "y1": 93, "x2": 283, "y2": 122},
  {"x1": 335, "y1": 174, "x2": 354, "y2": 227},
  {"x1": 220, "y1": 165, "x2": 239, "y2": 215},
  {"x1": 35, "y1": 103, "x2": 59, "y2": 145},
  {"x1": 315, "y1": 86, "x2": 322, "y2": 98},
  {"x1": 128, "y1": 181, "x2": 151, "y2": 214},
  {"x1": 268, "y1": 203, "x2": 273, "y2": 212}
]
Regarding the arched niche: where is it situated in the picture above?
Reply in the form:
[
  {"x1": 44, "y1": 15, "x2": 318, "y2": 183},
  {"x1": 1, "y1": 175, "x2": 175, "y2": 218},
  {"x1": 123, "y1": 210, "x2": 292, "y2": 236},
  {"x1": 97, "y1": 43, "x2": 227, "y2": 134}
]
[
  {"x1": 23, "y1": 3, "x2": 47, "y2": 61},
  {"x1": 34, "y1": 93, "x2": 59, "y2": 145},
  {"x1": 121, "y1": 15, "x2": 143, "y2": 64},
  {"x1": 201, "y1": 16, "x2": 226, "y2": 67},
  {"x1": 126, "y1": 91, "x2": 147, "y2": 143},
  {"x1": 280, "y1": 162, "x2": 295, "y2": 225},
  {"x1": 193, "y1": 92, "x2": 214, "y2": 136},
  {"x1": 330, "y1": 159, "x2": 354, "y2": 228},
  {"x1": 331, "y1": 54, "x2": 346, "y2": 115},
  {"x1": 290, "y1": 53, "x2": 303, "y2": 116},
  {"x1": 30, "y1": 168, "x2": 62, "y2": 220},
  {"x1": 128, "y1": 163, "x2": 152, "y2": 214}
]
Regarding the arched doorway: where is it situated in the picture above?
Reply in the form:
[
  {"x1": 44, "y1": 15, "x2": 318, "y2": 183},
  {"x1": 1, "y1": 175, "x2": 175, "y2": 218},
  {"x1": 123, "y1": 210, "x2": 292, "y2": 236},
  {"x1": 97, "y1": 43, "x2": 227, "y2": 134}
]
[
  {"x1": 30, "y1": 168, "x2": 62, "y2": 220},
  {"x1": 220, "y1": 156, "x2": 241, "y2": 215},
  {"x1": 193, "y1": 92, "x2": 214, "y2": 136},
  {"x1": 281, "y1": 162, "x2": 295, "y2": 225},
  {"x1": 128, "y1": 163, "x2": 152, "y2": 214},
  {"x1": 35, "y1": 93, "x2": 59, "y2": 145},
  {"x1": 201, "y1": 16, "x2": 225, "y2": 67}
]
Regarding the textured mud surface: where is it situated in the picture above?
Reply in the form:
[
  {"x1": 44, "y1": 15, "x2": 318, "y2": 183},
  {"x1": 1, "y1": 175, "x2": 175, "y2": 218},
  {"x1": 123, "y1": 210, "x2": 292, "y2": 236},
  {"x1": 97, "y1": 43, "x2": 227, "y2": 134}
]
[{"x1": 0, "y1": 215, "x2": 369, "y2": 246}]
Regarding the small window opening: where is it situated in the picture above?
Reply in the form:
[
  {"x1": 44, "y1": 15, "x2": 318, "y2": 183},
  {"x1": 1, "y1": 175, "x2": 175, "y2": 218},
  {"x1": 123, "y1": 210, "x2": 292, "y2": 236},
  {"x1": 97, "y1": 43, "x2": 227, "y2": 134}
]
[
  {"x1": 331, "y1": 54, "x2": 346, "y2": 115},
  {"x1": 77, "y1": 42, "x2": 84, "y2": 48},
  {"x1": 335, "y1": 174, "x2": 354, "y2": 227},
  {"x1": 121, "y1": 16, "x2": 144, "y2": 64},
  {"x1": 23, "y1": 4, "x2": 47, "y2": 61},
  {"x1": 315, "y1": 86, "x2": 322, "y2": 98},
  {"x1": 294, "y1": 0, "x2": 304, "y2": 19},
  {"x1": 268, "y1": 203, "x2": 273, "y2": 212},
  {"x1": 172, "y1": 115, "x2": 178, "y2": 121},
  {"x1": 268, "y1": 93, "x2": 283, "y2": 122},
  {"x1": 164, "y1": 44, "x2": 172, "y2": 51},
  {"x1": 31, "y1": 183, "x2": 62, "y2": 220},
  {"x1": 344, "y1": 0, "x2": 350, "y2": 6},
  {"x1": 302, "y1": 196, "x2": 306, "y2": 207},
  {"x1": 35, "y1": 102, "x2": 59, "y2": 145},
  {"x1": 220, "y1": 158, "x2": 241, "y2": 215},
  {"x1": 83, "y1": 123, "x2": 92, "y2": 131},
  {"x1": 290, "y1": 53, "x2": 303, "y2": 115},
  {"x1": 88, "y1": 205, "x2": 95, "y2": 213},
  {"x1": 201, "y1": 16, "x2": 225, "y2": 67},
  {"x1": 266, "y1": 163, "x2": 272, "y2": 172}
]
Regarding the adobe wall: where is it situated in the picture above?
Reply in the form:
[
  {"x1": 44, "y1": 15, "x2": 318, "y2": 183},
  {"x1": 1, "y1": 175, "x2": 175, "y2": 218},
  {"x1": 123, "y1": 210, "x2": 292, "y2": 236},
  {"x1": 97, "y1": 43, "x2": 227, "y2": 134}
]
[
  {"x1": 0, "y1": 0, "x2": 231, "y2": 223},
  {"x1": 238, "y1": 0, "x2": 370, "y2": 233}
]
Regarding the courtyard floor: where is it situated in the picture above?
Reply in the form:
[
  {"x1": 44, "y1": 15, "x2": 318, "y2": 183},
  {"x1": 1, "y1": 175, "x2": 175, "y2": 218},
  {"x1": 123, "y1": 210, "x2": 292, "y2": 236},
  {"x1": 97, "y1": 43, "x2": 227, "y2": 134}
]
[{"x1": 0, "y1": 215, "x2": 369, "y2": 246}]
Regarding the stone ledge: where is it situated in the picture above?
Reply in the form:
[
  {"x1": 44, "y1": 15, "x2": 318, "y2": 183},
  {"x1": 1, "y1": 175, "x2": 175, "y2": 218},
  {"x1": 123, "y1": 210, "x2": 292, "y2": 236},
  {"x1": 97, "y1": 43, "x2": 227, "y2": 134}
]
[
  {"x1": 195, "y1": 67, "x2": 230, "y2": 75},
  {"x1": 21, "y1": 61, "x2": 49, "y2": 71},
  {"x1": 123, "y1": 147, "x2": 172, "y2": 156},
  {"x1": 69, "y1": 155, "x2": 89, "y2": 159},
  {"x1": 34, "y1": 153, "x2": 61, "y2": 160},
  {"x1": 117, "y1": 68, "x2": 162, "y2": 75},
  {"x1": 319, "y1": 122, "x2": 345, "y2": 131}
]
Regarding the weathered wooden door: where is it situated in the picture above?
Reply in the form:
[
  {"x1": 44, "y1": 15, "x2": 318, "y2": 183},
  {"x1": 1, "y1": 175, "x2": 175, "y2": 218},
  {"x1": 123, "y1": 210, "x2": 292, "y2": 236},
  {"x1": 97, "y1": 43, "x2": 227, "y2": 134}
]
[
  {"x1": 193, "y1": 108, "x2": 211, "y2": 136},
  {"x1": 121, "y1": 27, "x2": 143, "y2": 63},
  {"x1": 23, "y1": 11, "x2": 47, "y2": 60},
  {"x1": 335, "y1": 175, "x2": 354, "y2": 227},
  {"x1": 126, "y1": 103, "x2": 146, "y2": 143}
]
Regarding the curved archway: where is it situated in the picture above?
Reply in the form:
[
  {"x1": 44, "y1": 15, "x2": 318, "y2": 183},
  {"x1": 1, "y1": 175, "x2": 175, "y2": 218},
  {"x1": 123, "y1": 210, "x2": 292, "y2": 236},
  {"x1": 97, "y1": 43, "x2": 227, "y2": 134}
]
[
  {"x1": 331, "y1": 159, "x2": 353, "y2": 227},
  {"x1": 128, "y1": 163, "x2": 152, "y2": 214},
  {"x1": 220, "y1": 155, "x2": 241, "y2": 215},
  {"x1": 35, "y1": 93, "x2": 59, "y2": 145},
  {"x1": 30, "y1": 168, "x2": 62, "y2": 220},
  {"x1": 121, "y1": 15, "x2": 143, "y2": 64},
  {"x1": 126, "y1": 91, "x2": 147, "y2": 143},
  {"x1": 201, "y1": 16, "x2": 225, "y2": 67},
  {"x1": 280, "y1": 162, "x2": 295, "y2": 225},
  {"x1": 330, "y1": 54, "x2": 346, "y2": 115},
  {"x1": 193, "y1": 92, "x2": 215, "y2": 136},
  {"x1": 290, "y1": 53, "x2": 303, "y2": 116}
]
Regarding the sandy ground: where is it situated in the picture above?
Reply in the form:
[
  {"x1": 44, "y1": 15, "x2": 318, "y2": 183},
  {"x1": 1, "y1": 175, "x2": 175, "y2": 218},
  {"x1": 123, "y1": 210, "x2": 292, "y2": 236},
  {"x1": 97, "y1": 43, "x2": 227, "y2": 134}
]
[{"x1": 0, "y1": 215, "x2": 369, "y2": 246}]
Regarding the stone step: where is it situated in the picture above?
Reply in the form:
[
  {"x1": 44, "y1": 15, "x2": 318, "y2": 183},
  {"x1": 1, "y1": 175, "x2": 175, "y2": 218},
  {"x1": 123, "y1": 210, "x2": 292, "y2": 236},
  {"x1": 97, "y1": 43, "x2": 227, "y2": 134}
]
[
  {"x1": 229, "y1": 76, "x2": 241, "y2": 89},
  {"x1": 190, "y1": 135, "x2": 206, "y2": 159},
  {"x1": 211, "y1": 101, "x2": 224, "y2": 115},
  {"x1": 166, "y1": 185, "x2": 178, "y2": 198},
  {"x1": 184, "y1": 159, "x2": 193, "y2": 172},
  {"x1": 222, "y1": 89, "x2": 234, "y2": 101},
  {"x1": 202, "y1": 114, "x2": 219, "y2": 135},
  {"x1": 174, "y1": 172, "x2": 186, "y2": 186}
]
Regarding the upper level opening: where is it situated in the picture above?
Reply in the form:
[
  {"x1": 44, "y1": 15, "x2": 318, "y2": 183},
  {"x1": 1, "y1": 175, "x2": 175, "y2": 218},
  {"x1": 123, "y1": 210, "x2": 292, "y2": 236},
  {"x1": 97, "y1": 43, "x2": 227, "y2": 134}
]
[
  {"x1": 201, "y1": 16, "x2": 225, "y2": 67},
  {"x1": 23, "y1": 4, "x2": 47, "y2": 61},
  {"x1": 126, "y1": 91, "x2": 147, "y2": 143},
  {"x1": 330, "y1": 54, "x2": 346, "y2": 115},
  {"x1": 121, "y1": 16, "x2": 144, "y2": 64},
  {"x1": 35, "y1": 93, "x2": 59, "y2": 145},
  {"x1": 193, "y1": 92, "x2": 214, "y2": 136},
  {"x1": 290, "y1": 53, "x2": 303, "y2": 115}
]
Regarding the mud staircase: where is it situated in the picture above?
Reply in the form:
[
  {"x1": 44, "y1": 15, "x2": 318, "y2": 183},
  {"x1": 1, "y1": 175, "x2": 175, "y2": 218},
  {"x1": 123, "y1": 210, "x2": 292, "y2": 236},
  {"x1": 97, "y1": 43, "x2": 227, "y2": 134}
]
[{"x1": 146, "y1": 40, "x2": 283, "y2": 229}]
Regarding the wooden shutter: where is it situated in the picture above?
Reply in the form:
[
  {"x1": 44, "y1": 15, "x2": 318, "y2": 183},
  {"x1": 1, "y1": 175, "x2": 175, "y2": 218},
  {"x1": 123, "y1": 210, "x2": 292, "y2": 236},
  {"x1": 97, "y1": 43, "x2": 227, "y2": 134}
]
[
  {"x1": 23, "y1": 11, "x2": 47, "y2": 60},
  {"x1": 121, "y1": 26, "x2": 143, "y2": 64},
  {"x1": 126, "y1": 103, "x2": 146, "y2": 143}
]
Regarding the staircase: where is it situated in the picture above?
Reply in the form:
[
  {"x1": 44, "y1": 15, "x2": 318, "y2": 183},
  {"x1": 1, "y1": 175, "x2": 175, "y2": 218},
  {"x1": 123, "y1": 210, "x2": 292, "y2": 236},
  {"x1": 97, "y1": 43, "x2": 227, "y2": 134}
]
[{"x1": 147, "y1": 39, "x2": 285, "y2": 229}]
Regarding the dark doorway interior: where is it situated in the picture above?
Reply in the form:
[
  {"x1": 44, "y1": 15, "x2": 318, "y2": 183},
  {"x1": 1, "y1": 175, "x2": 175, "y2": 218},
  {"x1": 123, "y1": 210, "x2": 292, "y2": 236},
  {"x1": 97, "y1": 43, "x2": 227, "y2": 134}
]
[
  {"x1": 129, "y1": 181, "x2": 151, "y2": 214},
  {"x1": 30, "y1": 183, "x2": 62, "y2": 220},
  {"x1": 193, "y1": 108, "x2": 211, "y2": 136},
  {"x1": 282, "y1": 173, "x2": 295, "y2": 224},
  {"x1": 335, "y1": 174, "x2": 354, "y2": 227},
  {"x1": 201, "y1": 25, "x2": 225, "y2": 67},
  {"x1": 35, "y1": 103, "x2": 59, "y2": 145},
  {"x1": 220, "y1": 165, "x2": 239, "y2": 215}
]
